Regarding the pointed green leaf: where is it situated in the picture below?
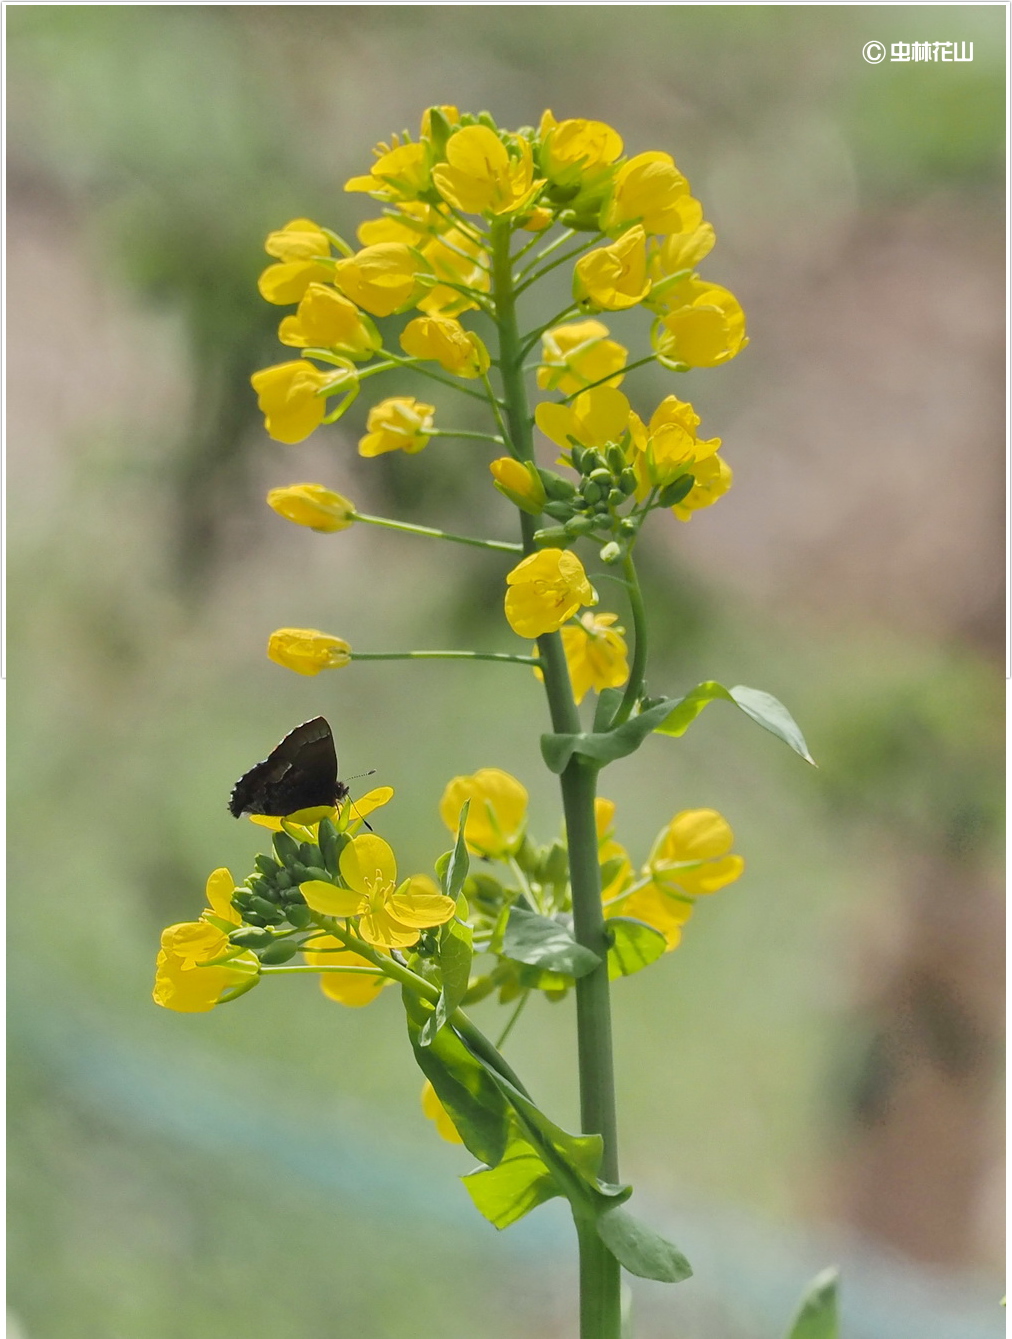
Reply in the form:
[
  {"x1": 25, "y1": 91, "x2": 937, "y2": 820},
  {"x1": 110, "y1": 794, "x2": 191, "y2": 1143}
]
[
  {"x1": 593, "y1": 686, "x2": 624, "y2": 732},
  {"x1": 596, "y1": 1207, "x2": 693, "y2": 1283},
  {"x1": 420, "y1": 917, "x2": 474, "y2": 1046},
  {"x1": 404, "y1": 991, "x2": 510, "y2": 1166},
  {"x1": 654, "y1": 680, "x2": 815, "y2": 764},
  {"x1": 502, "y1": 907, "x2": 601, "y2": 978},
  {"x1": 443, "y1": 802, "x2": 471, "y2": 900},
  {"x1": 606, "y1": 918, "x2": 667, "y2": 979},
  {"x1": 784, "y1": 1268, "x2": 839, "y2": 1339}
]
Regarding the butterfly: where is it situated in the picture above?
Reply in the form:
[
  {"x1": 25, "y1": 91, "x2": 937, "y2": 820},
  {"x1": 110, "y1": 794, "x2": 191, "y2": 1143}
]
[{"x1": 229, "y1": 717, "x2": 350, "y2": 818}]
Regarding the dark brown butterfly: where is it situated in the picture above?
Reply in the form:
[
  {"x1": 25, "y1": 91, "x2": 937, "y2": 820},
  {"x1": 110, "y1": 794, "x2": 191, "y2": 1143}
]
[{"x1": 228, "y1": 717, "x2": 349, "y2": 818}]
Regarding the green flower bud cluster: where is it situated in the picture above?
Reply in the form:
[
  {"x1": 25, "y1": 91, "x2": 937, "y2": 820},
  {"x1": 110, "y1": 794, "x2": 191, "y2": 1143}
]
[
  {"x1": 534, "y1": 441, "x2": 639, "y2": 550},
  {"x1": 230, "y1": 817, "x2": 349, "y2": 937}
]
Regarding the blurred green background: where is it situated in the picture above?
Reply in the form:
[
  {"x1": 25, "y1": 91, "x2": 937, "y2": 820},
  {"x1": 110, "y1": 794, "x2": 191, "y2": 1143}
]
[{"x1": 7, "y1": 7, "x2": 1004, "y2": 1338}]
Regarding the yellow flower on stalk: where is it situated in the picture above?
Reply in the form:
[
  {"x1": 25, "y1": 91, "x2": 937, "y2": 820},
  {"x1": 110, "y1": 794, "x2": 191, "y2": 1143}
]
[
  {"x1": 277, "y1": 284, "x2": 381, "y2": 361},
  {"x1": 439, "y1": 769, "x2": 528, "y2": 858},
  {"x1": 344, "y1": 141, "x2": 432, "y2": 203},
  {"x1": 359, "y1": 397, "x2": 435, "y2": 458},
  {"x1": 558, "y1": 612, "x2": 629, "y2": 704},
  {"x1": 258, "y1": 218, "x2": 334, "y2": 305},
  {"x1": 646, "y1": 203, "x2": 716, "y2": 283},
  {"x1": 250, "y1": 360, "x2": 356, "y2": 446},
  {"x1": 600, "y1": 152, "x2": 692, "y2": 235},
  {"x1": 614, "y1": 809, "x2": 744, "y2": 950},
  {"x1": 400, "y1": 315, "x2": 490, "y2": 379},
  {"x1": 535, "y1": 386, "x2": 632, "y2": 455},
  {"x1": 671, "y1": 454, "x2": 733, "y2": 522},
  {"x1": 267, "y1": 628, "x2": 351, "y2": 676},
  {"x1": 574, "y1": 226, "x2": 651, "y2": 311},
  {"x1": 432, "y1": 126, "x2": 542, "y2": 217},
  {"x1": 356, "y1": 201, "x2": 441, "y2": 248},
  {"x1": 489, "y1": 457, "x2": 547, "y2": 515},
  {"x1": 537, "y1": 320, "x2": 627, "y2": 396},
  {"x1": 504, "y1": 548, "x2": 595, "y2": 639},
  {"x1": 651, "y1": 277, "x2": 748, "y2": 369},
  {"x1": 302, "y1": 933, "x2": 390, "y2": 1008},
  {"x1": 333, "y1": 243, "x2": 429, "y2": 318},
  {"x1": 302, "y1": 834, "x2": 455, "y2": 950},
  {"x1": 421, "y1": 1079, "x2": 465, "y2": 1145},
  {"x1": 266, "y1": 483, "x2": 356, "y2": 533},
  {"x1": 538, "y1": 111, "x2": 624, "y2": 189},
  {"x1": 627, "y1": 395, "x2": 721, "y2": 497},
  {"x1": 153, "y1": 869, "x2": 256, "y2": 1013}
]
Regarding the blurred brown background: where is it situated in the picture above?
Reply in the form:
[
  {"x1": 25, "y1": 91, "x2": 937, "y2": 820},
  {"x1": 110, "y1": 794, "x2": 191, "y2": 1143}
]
[{"x1": 7, "y1": 7, "x2": 1004, "y2": 1338}]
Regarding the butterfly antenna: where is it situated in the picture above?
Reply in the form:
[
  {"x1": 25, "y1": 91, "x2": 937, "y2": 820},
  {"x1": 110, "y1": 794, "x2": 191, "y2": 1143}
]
[
  {"x1": 344, "y1": 769, "x2": 377, "y2": 784},
  {"x1": 348, "y1": 796, "x2": 374, "y2": 833}
]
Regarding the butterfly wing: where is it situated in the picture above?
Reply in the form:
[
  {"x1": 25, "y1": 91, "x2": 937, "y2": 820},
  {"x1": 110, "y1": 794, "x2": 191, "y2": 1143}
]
[{"x1": 229, "y1": 717, "x2": 345, "y2": 817}]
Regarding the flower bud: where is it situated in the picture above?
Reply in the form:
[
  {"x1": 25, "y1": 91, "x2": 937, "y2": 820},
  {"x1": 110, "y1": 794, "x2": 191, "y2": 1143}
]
[
  {"x1": 489, "y1": 457, "x2": 547, "y2": 515},
  {"x1": 267, "y1": 483, "x2": 356, "y2": 533},
  {"x1": 599, "y1": 541, "x2": 623, "y2": 564},
  {"x1": 267, "y1": 628, "x2": 352, "y2": 676}
]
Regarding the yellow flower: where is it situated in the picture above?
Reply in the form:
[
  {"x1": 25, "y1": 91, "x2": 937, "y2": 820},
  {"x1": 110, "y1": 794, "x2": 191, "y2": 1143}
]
[
  {"x1": 537, "y1": 320, "x2": 627, "y2": 396},
  {"x1": 267, "y1": 628, "x2": 351, "y2": 676},
  {"x1": 600, "y1": 152, "x2": 692, "y2": 235},
  {"x1": 250, "y1": 360, "x2": 354, "y2": 445},
  {"x1": 595, "y1": 797, "x2": 616, "y2": 839},
  {"x1": 258, "y1": 219, "x2": 333, "y2": 306},
  {"x1": 265, "y1": 217, "x2": 331, "y2": 262},
  {"x1": 302, "y1": 933, "x2": 390, "y2": 1007},
  {"x1": 628, "y1": 395, "x2": 721, "y2": 497},
  {"x1": 359, "y1": 397, "x2": 435, "y2": 458},
  {"x1": 439, "y1": 768, "x2": 528, "y2": 858},
  {"x1": 277, "y1": 284, "x2": 381, "y2": 361},
  {"x1": 559, "y1": 612, "x2": 629, "y2": 704},
  {"x1": 333, "y1": 243, "x2": 428, "y2": 317},
  {"x1": 538, "y1": 111, "x2": 624, "y2": 189},
  {"x1": 400, "y1": 315, "x2": 490, "y2": 379},
  {"x1": 421, "y1": 1079, "x2": 464, "y2": 1145},
  {"x1": 535, "y1": 386, "x2": 632, "y2": 455},
  {"x1": 153, "y1": 870, "x2": 255, "y2": 1013},
  {"x1": 504, "y1": 548, "x2": 595, "y2": 638},
  {"x1": 489, "y1": 457, "x2": 547, "y2": 515},
  {"x1": 432, "y1": 126, "x2": 542, "y2": 217},
  {"x1": 344, "y1": 141, "x2": 432, "y2": 203},
  {"x1": 574, "y1": 226, "x2": 651, "y2": 311},
  {"x1": 651, "y1": 277, "x2": 748, "y2": 369},
  {"x1": 522, "y1": 206, "x2": 554, "y2": 232},
  {"x1": 671, "y1": 454, "x2": 733, "y2": 522},
  {"x1": 338, "y1": 834, "x2": 456, "y2": 949},
  {"x1": 647, "y1": 203, "x2": 715, "y2": 282},
  {"x1": 248, "y1": 786, "x2": 394, "y2": 840},
  {"x1": 417, "y1": 226, "x2": 491, "y2": 317},
  {"x1": 266, "y1": 483, "x2": 356, "y2": 533},
  {"x1": 356, "y1": 201, "x2": 441, "y2": 247},
  {"x1": 614, "y1": 809, "x2": 744, "y2": 950}
]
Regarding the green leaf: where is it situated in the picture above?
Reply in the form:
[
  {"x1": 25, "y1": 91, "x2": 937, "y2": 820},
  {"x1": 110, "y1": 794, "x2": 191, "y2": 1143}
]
[
  {"x1": 443, "y1": 802, "x2": 471, "y2": 900},
  {"x1": 502, "y1": 907, "x2": 601, "y2": 978},
  {"x1": 462, "y1": 1128, "x2": 560, "y2": 1228},
  {"x1": 655, "y1": 680, "x2": 815, "y2": 764},
  {"x1": 404, "y1": 991, "x2": 511, "y2": 1166},
  {"x1": 606, "y1": 918, "x2": 667, "y2": 980},
  {"x1": 541, "y1": 698, "x2": 680, "y2": 773},
  {"x1": 596, "y1": 1207, "x2": 693, "y2": 1283},
  {"x1": 784, "y1": 1268, "x2": 839, "y2": 1339},
  {"x1": 419, "y1": 917, "x2": 473, "y2": 1047}
]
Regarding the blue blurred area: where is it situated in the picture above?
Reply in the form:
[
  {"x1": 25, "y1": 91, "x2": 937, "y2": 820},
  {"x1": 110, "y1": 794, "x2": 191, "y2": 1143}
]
[{"x1": 7, "y1": 7, "x2": 1004, "y2": 1337}]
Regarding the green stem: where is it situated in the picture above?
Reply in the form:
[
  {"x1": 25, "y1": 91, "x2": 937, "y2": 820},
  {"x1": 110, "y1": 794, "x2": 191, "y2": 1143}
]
[
  {"x1": 561, "y1": 353, "x2": 659, "y2": 403},
  {"x1": 375, "y1": 351, "x2": 490, "y2": 403},
  {"x1": 350, "y1": 651, "x2": 537, "y2": 665},
  {"x1": 352, "y1": 511, "x2": 521, "y2": 554},
  {"x1": 492, "y1": 217, "x2": 621, "y2": 1339},
  {"x1": 516, "y1": 238, "x2": 599, "y2": 294},
  {"x1": 428, "y1": 429, "x2": 505, "y2": 445},
  {"x1": 261, "y1": 964, "x2": 385, "y2": 976},
  {"x1": 495, "y1": 990, "x2": 530, "y2": 1048},
  {"x1": 611, "y1": 552, "x2": 648, "y2": 727}
]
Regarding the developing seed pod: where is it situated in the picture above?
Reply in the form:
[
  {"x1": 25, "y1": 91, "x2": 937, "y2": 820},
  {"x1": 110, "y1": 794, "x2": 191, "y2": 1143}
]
[
  {"x1": 565, "y1": 515, "x2": 597, "y2": 537},
  {"x1": 286, "y1": 903, "x2": 313, "y2": 929},
  {"x1": 543, "y1": 500, "x2": 574, "y2": 521},
  {"x1": 538, "y1": 469, "x2": 577, "y2": 501},
  {"x1": 534, "y1": 525, "x2": 571, "y2": 547}
]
